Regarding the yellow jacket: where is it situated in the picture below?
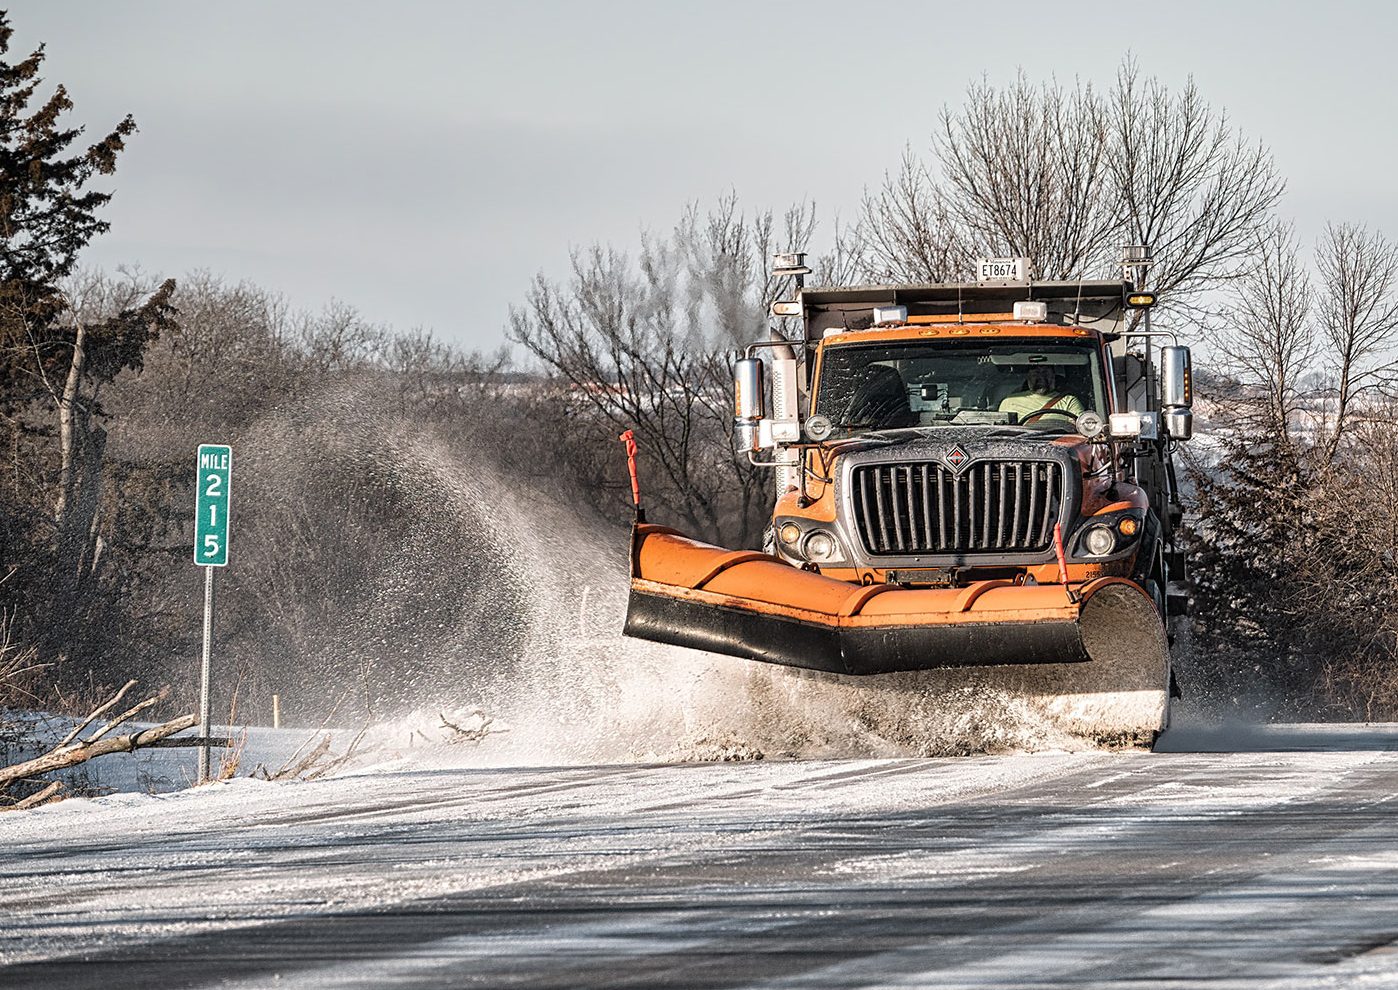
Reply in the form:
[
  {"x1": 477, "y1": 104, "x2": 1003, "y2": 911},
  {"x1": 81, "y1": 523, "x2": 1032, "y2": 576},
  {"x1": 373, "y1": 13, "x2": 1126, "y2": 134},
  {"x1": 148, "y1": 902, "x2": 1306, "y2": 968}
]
[{"x1": 998, "y1": 390, "x2": 1083, "y2": 421}]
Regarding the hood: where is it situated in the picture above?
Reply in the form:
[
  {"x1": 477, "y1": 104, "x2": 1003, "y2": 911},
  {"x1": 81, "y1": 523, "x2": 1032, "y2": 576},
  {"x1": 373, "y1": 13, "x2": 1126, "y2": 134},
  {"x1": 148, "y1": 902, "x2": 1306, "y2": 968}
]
[{"x1": 823, "y1": 424, "x2": 1096, "y2": 465}]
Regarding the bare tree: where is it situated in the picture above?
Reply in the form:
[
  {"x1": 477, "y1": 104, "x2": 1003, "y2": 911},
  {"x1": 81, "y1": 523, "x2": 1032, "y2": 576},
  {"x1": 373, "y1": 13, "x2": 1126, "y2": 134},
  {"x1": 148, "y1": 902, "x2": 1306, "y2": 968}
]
[
  {"x1": 1109, "y1": 60, "x2": 1285, "y2": 304},
  {"x1": 51, "y1": 269, "x2": 165, "y2": 527},
  {"x1": 24, "y1": 269, "x2": 176, "y2": 634},
  {"x1": 509, "y1": 198, "x2": 813, "y2": 546},
  {"x1": 811, "y1": 214, "x2": 869, "y2": 288},
  {"x1": 161, "y1": 272, "x2": 298, "y2": 410},
  {"x1": 671, "y1": 193, "x2": 816, "y2": 346},
  {"x1": 936, "y1": 73, "x2": 1117, "y2": 279},
  {"x1": 511, "y1": 248, "x2": 747, "y2": 542},
  {"x1": 855, "y1": 60, "x2": 1283, "y2": 308},
  {"x1": 858, "y1": 74, "x2": 1115, "y2": 282},
  {"x1": 1313, "y1": 223, "x2": 1398, "y2": 460},
  {"x1": 297, "y1": 299, "x2": 386, "y2": 374},
  {"x1": 1187, "y1": 228, "x2": 1398, "y2": 718},
  {"x1": 856, "y1": 150, "x2": 971, "y2": 283},
  {"x1": 1214, "y1": 223, "x2": 1316, "y2": 444}
]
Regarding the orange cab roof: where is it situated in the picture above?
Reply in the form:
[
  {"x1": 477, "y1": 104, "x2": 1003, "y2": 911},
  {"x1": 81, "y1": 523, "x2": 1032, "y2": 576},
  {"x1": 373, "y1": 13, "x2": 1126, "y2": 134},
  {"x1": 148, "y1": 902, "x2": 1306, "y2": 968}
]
[{"x1": 820, "y1": 323, "x2": 1102, "y2": 347}]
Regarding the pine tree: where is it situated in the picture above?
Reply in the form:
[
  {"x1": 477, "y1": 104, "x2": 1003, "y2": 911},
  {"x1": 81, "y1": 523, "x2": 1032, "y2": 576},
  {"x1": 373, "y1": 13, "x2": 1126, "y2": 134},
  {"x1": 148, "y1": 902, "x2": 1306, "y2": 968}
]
[
  {"x1": 0, "y1": 12, "x2": 174, "y2": 675},
  {"x1": 0, "y1": 13, "x2": 135, "y2": 356},
  {"x1": 1185, "y1": 420, "x2": 1314, "y2": 704}
]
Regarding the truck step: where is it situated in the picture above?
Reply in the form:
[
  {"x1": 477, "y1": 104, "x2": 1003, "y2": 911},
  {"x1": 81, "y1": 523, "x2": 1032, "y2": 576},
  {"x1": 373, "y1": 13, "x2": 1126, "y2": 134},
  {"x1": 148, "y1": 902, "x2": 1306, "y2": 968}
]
[{"x1": 1166, "y1": 580, "x2": 1191, "y2": 616}]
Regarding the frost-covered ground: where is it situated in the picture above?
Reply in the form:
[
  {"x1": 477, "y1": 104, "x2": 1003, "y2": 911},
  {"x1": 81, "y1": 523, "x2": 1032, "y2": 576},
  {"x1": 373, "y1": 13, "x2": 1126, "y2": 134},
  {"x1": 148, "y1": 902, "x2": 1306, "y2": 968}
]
[{"x1": 5, "y1": 724, "x2": 1398, "y2": 988}]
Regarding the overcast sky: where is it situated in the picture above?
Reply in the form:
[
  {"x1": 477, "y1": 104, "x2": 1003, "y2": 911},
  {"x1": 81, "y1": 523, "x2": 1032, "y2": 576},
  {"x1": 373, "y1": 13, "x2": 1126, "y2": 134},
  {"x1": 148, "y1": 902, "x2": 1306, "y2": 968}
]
[{"x1": 10, "y1": 1, "x2": 1397, "y2": 351}]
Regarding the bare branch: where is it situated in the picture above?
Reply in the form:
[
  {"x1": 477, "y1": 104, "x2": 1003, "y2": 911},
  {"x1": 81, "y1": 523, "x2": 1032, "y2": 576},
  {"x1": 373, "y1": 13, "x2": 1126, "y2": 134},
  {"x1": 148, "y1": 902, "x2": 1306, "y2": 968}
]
[
  {"x1": 85, "y1": 684, "x2": 171, "y2": 744},
  {"x1": 304, "y1": 727, "x2": 370, "y2": 780},
  {"x1": 56, "y1": 678, "x2": 138, "y2": 748},
  {"x1": 270, "y1": 734, "x2": 332, "y2": 780},
  {"x1": 439, "y1": 710, "x2": 506, "y2": 744}
]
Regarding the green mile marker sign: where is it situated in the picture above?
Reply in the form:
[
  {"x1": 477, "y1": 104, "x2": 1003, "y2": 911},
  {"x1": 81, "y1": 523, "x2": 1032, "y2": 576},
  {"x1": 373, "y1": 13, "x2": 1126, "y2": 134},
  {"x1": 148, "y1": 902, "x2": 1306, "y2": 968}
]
[{"x1": 194, "y1": 444, "x2": 231, "y2": 567}]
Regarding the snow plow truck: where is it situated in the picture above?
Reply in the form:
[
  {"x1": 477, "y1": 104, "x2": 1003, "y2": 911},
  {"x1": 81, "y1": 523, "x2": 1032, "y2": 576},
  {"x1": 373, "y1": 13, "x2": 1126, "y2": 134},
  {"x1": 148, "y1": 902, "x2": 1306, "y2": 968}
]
[{"x1": 623, "y1": 251, "x2": 1192, "y2": 745}]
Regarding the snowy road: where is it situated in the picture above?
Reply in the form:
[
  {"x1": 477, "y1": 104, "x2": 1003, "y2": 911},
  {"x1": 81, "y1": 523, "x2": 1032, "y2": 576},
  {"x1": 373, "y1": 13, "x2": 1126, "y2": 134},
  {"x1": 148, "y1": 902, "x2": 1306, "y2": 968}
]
[{"x1": 6, "y1": 727, "x2": 1398, "y2": 988}]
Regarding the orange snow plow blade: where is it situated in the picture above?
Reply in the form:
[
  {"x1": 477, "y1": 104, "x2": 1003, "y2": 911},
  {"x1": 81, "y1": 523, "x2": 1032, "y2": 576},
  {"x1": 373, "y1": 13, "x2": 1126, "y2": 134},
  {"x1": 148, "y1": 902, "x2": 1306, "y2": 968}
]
[{"x1": 624, "y1": 523, "x2": 1171, "y2": 743}]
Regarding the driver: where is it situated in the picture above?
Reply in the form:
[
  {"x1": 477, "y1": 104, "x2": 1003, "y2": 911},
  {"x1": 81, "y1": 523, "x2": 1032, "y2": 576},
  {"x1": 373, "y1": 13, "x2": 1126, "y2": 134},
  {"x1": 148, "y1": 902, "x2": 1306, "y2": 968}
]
[{"x1": 998, "y1": 366, "x2": 1083, "y2": 423}]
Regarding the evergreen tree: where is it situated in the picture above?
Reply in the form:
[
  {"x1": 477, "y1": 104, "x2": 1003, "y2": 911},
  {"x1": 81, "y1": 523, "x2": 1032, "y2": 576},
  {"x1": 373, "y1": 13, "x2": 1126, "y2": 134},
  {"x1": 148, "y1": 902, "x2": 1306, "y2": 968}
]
[
  {"x1": 0, "y1": 12, "x2": 174, "y2": 685},
  {"x1": 0, "y1": 13, "x2": 134, "y2": 359},
  {"x1": 1184, "y1": 411, "x2": 1315, "y2": 707}
]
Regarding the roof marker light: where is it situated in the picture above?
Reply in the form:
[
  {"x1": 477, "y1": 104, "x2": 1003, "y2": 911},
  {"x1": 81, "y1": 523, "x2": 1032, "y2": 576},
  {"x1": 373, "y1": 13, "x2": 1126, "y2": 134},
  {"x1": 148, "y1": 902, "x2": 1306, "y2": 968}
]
[{"x1": 872, "y1": 305, "x2": 908, "y2": 326}]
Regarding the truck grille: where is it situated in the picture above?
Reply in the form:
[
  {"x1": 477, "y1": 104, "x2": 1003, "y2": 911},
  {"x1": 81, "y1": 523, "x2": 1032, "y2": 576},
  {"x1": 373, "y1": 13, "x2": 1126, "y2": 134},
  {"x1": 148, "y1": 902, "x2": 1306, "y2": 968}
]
[{"x1": 851, "y1": 460, "x2": 1065, "y2": 556}]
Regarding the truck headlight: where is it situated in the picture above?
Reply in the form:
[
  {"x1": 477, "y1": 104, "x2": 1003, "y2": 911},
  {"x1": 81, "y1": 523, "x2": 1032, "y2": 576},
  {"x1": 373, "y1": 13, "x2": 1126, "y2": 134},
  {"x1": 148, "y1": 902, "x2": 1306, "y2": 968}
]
[
  {"x1": 1071, "y1": 509, "x2": 1145, "y2": 559},
  {"x1": 1082, "y1": 525, "x2": 1116, "y2": 557},
  {"x1": 804, "y1": 530, "x2": 839, "y2": 562}
]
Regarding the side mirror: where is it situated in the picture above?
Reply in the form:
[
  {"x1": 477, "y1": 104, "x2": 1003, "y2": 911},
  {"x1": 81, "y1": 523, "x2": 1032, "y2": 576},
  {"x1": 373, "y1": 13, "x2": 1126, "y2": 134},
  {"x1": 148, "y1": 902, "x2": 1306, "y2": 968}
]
[
  {"x1": 734, "y1": 357, "x2": 764, "y2": 451},
  {"x1": 1160, "y1": 345, "x2": 1193, "y2": 440},
  {"x1": 1161, "y1": 346, "x2": 1192, "y2": 408}
]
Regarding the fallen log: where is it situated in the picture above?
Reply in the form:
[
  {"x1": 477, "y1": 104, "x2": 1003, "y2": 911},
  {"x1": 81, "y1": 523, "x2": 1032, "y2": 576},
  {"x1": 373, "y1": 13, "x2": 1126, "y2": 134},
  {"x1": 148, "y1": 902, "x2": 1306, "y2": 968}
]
[
  {"x1": 0, "y1": 713, "x2": 198, "y2": 790},
  {"x1": 2, "y1": 780, "x2": 62, "y2": 812},
  {"x1": 142, "y1": 736, "x2": 232, "y2": 749}
]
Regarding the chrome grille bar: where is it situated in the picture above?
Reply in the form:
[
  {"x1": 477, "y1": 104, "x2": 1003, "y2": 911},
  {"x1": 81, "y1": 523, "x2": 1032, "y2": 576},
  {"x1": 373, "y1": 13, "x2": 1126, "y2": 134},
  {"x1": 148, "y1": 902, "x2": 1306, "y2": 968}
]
[{"x1": 850, "y1": 459, "x2": 1065, "y2": 557}]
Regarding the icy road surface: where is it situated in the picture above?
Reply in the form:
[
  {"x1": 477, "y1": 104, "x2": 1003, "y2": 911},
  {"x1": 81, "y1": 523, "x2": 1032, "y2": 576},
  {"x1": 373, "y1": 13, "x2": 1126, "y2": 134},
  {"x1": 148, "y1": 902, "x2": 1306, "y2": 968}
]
[{"x1": 6, "y1": 727, "x2": 1398, "y2": 988}]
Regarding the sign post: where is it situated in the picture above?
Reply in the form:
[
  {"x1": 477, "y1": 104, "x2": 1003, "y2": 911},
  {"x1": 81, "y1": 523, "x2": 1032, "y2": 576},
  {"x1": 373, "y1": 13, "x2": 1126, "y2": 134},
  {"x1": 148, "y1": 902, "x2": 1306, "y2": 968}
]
[{"x1": 194, "y1": 443, "x2": 232, "y2": 783}]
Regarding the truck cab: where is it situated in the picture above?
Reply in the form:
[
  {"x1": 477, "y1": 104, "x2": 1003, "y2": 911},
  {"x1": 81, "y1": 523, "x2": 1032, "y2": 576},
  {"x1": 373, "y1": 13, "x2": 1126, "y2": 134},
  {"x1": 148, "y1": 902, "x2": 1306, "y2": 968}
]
[{"x1": 735, "y1": 262, "x2": 1193, "y2": 618}]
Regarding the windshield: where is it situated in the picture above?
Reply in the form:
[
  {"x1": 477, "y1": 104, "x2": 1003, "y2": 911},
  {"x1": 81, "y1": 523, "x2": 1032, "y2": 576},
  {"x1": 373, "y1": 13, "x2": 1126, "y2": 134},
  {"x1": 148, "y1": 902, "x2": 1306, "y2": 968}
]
[{"x1": 814, "y1": 338, "x2": 1108, "y2": 437}]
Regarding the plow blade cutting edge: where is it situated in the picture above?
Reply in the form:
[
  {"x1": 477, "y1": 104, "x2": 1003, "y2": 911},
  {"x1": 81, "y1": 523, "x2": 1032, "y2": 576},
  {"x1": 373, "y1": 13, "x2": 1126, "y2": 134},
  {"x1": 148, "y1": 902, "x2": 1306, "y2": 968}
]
[{"x1": 624, "y1": 523, "x2": 1171, "y2": 743}]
